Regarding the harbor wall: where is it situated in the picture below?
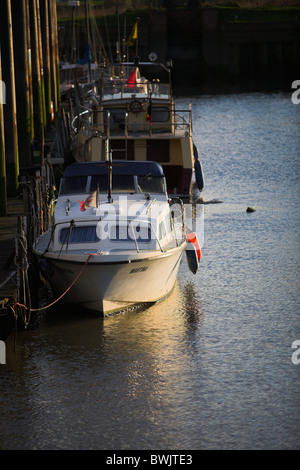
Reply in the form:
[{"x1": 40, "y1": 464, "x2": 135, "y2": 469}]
[
  {"x1": 162, "y1": 7, "x2": 300, "y2": 92},
  {"x1": 74, "y1": 6, "x2": 300, "y2": 93}
]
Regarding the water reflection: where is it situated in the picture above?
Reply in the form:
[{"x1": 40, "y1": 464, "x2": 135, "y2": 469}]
[
  {"x1": 2, "y1": 93, "x2": 299, "y2": 449},
  {"x1": 2, "y1": 279, "x2": 205, "y2": 449}
]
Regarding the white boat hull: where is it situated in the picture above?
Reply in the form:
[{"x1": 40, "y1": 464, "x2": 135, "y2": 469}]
[{"x1": 38, "y1": 245, "x2": 185, "y2": 315}]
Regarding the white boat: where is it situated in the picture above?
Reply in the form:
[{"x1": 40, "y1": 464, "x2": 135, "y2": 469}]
[
  {"x1": 71, "y1": 56, "x2": 204, "y2": 198},
  {"x1": 33, "y1": 158, "x2": 198, "y2": 316},
  {"x1": 60, "y1": 62, "x2": 100, "y2": 97}
]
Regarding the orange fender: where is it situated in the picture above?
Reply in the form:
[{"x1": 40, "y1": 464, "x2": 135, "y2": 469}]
[{"x1": 187, "y1": 232, "x2": 201, "y2": 260}]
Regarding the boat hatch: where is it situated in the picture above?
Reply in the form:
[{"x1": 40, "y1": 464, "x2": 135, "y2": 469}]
[
  {"x1": 110, "y1": 224, "x2": 152, "y2": 243},
  {"x1": 59, "y1": 225, "x2": 100, "y2": 244}
]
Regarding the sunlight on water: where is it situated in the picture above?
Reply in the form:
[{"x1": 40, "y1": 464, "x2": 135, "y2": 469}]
[{"x1": 1, "y1": 93, "x2": 299, "y2": 450}]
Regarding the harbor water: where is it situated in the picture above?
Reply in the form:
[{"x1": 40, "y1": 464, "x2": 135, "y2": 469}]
[{"x1": 0, "y1": 92, "x2": 299, "y2": 450}]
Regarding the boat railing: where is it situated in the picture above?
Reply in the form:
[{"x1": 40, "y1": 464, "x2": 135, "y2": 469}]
[
  {"x1": 128, "y1": 219, "x2": 164, "y2": 254},
  {"x1": 101, "y1": 81, "x2": 170, "y2": 101},
  {"x1": 128, "y1": 217, "x2": 186, "y2": 253},
  {"x1": 60, "y1": 64, "x2": 100, "y2": 92},
  {"x1": 72, "y1": 105, "x2": 192, "y2": 139},
  {"x1": 170, "y1": 198, "x2": 186, "y2": 247},
  {"x1": 53, "y1": 216, "x2": 184, "y2": 255}
]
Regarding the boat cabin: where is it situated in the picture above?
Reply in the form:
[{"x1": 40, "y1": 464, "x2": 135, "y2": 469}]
[
  {"x1": 71, "y1": 63, "x2": 196, "y2": 196},
  {"x1": 45, "y1": 161, "x2": 185, "y2": 255}
]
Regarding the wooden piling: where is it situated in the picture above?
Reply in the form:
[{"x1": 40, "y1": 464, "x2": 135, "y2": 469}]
[
  {"x1": 40, "y1": 0, "x2": 52, "y2": 131},
  {"x1": 49, "y1": 0, "x2": 61, "y2": 115},
  {"x1": 0, "y1": 1, "x2": 62, "y2": 334},
  {"x1": 29, "y1": 0, "x2": 44, "y2": 148},
  {"x1": 25, "y1": 0, "x2": 35, "y2": 143},
  {"x1": 0, "y1": 0, "x2": 19, "y2": 197},
  {"x1": 0, "y1": 47, "x2": 7, "y2": 217},
  {"x1": 36, "y1": 0, "x2": 46, "y2": 128},
  {"x1": 11, "y1": 0, "x2": 32, "y2": 168}
]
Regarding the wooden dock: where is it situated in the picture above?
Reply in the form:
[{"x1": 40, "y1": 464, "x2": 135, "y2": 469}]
[
  {"x1": 0, "y1": 197, "x2": 24, "y2": 339},
  {"x1": 0, "y1": 197, "x2": 24, "y2": 298}
]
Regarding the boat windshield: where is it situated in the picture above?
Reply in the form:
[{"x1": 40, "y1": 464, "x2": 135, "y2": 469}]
[
  {"x1": 60, "y1": 176, "x2": 88, "y2": 195},
  {"x1": 59, "y1": 174, "x2": 165, "y2": 195},
  {"x1": 90, "y1": 175, "x2": 135, "y2": 193},
  {"x1": 137, "y1": 175, "x2": 165, "y2": 194}
]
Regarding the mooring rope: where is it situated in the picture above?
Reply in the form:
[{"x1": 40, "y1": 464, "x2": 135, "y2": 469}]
[{"x1": 14, "y1": 253, "x2": 94, "y2": 314}]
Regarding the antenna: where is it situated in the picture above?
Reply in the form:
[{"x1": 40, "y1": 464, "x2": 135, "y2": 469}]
[{"x1": 116, "y1": 0, "x2": 121, "y2": 63}]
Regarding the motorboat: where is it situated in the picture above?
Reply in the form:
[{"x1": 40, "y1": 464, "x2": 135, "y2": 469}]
[
  {"x1": 71, "y1": 55, "x2": 204, "y2": 198},
  {"x1": 33, "y1": 157, "x2": 199, "y2": 316}
]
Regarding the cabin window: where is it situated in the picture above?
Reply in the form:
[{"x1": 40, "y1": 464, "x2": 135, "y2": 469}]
[
  {"x1": 159, "y1": 214, "x2": 173, "y2": 241},
  {"x1": 159, "y1": 221, "x2": 167, "y2": 240},
  {"x1": 137, "y1": 175, "x2": 165, "y2": 194},
  {"x1": 110, "y1": 139, "x2": 134, "y2": 160},
  {"x1": 152, "y1": 107, "x2": 170, "y2": 122},
  {"x1": 60, "y1": 176, "x2": 88, "y2": 195},
  {"x1": 164, "y1": 213, "x2": 172, "y2": 234},
  {"x1": 59, "y1": 225, "x2": 100, "y2": 244},
  {"x1": 90, "y1": 175, "x2": 135, "y2": 193},
  {"x1": 110, "y1": 224, "x2": 151, "y2": 243},
  {"x1": 104, "y1": 108, "x2": 126, "y2": 125}
]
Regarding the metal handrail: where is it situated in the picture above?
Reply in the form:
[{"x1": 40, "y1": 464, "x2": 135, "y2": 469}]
[
  {"x1": 128, "y1": 219, "x2": 164, "y2": 253},
  {"x1": 101, "y1": 81, "x2": 171, "y2": 100},
  {"x1": 128, "y1": 220, "x2": 140, "y2": 253},
  {"x1": 52, "y1": 217, "x2": 167, "y2": 254},
  {"x1": 72, "y1": 106, "x2": 192, "y2": 138}
]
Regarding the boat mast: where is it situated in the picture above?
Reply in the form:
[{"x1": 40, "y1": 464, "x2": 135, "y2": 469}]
[
  {"x1": 85, "y1": 0, "x2": 91, "y2": 81},
  {"x1": 116, "y1": 0, "x2": 121, "y2": 64}
]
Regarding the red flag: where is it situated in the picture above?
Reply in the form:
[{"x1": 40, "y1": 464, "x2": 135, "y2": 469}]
[
  {"x1": 80, "y1": 190, "x2": 99, "y2": 211},
  {"x1": 127, "y1": 68, "x2": 136, "y2": 88}
]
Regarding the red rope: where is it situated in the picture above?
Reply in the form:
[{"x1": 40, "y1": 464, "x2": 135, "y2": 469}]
[{"x1": 15, "y1": 253, "x2": 93, "y2": 312}]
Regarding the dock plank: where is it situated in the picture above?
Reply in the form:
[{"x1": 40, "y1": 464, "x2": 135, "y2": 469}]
[{"x1": 0, "y1": 198, "x2": 24, "y2": 298}]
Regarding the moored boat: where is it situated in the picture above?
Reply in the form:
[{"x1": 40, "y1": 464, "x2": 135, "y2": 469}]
[
  {"x1": 71, "y1": 55, "x2": 204, "y2": 198},
  {"x1": 33, "y1": 157, "x2": 196, "y2": 316}
]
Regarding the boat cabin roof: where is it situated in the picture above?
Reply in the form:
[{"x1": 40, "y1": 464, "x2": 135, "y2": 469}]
[
  {"x1": 59, "y1": 160, "x2": 167, "y2": 196},
  {"x1": 63, "y1": 160, "x2": 165, "y2": 178}
]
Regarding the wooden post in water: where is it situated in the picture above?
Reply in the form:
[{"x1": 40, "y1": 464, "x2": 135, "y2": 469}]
[
  {"x1": 40, "y1": 0, "x2": 52, "y2": 130},
  {"x1": 29, "y1": 0, "x2": 44, "y2": 162},
  {"x1": 53, "y1": 0, "x2": 61, "y2": 111},
  {"x1": 49, "y1": 0, "x2": 60, "y2": 116},
  {"x1": 49, "y1": 0, "x2": 57, "y2": 116},
  {"x1": 25, "y1": 0, "x2": 35, "y2": 143},
  {"x1": 36, "y1": 0, "x2": 46, "y2": 128},
  {"x1": 0, "y1": 0, "x2": 19, "y2": 197},
  {"x1": 0, "y1": 47, "x2": 7, "y2": 216},
  {"x1": 36, "y1": 0, "x2": 46, "y2": 164},
  {"x1": 11, "y1": 0, "x2": 32, "y2": 168}
]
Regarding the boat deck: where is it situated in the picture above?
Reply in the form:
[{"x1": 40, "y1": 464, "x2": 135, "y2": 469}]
[
  {"x1": 85, "y1": 129, "x2": 190, "y2": 140},
  {"x1": 73, "y1": 104, "x2": 192, "y2": 140}
]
